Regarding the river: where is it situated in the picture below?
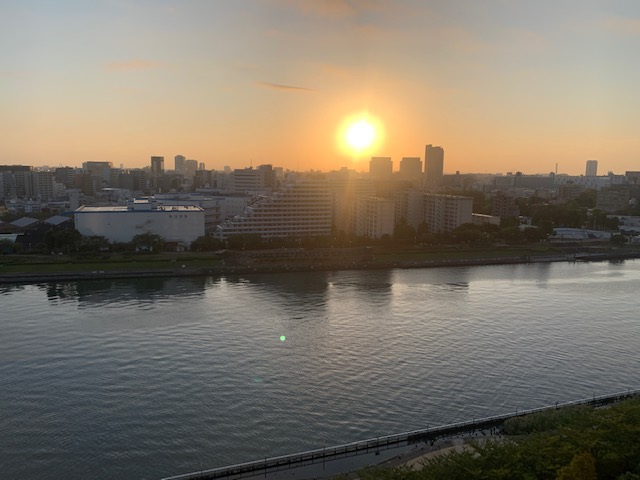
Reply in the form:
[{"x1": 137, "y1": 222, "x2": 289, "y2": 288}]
[{"x1": 1, "y1": 260, "x2": 639, "y2": 479}]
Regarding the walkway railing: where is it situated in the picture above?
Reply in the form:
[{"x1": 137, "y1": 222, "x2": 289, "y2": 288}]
[{"x1": 161, "y1": 388, "x2": 640, "y2": 480}]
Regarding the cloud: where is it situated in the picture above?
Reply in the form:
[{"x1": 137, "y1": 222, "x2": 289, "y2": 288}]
[
  {"x1": 106, "y1": 60, "x2": 163, "y2": 72},
  {"x1": 258, "y1": 81, "x2": 316, "y2": 93}
]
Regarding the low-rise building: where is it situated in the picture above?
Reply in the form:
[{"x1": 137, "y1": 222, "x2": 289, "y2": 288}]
[
  {"x1": 74, "y1": 198, "x2": 204, "y2": 244},
  {"x1": 472, "y1": 213, "x2": 501, "y2": 227}
]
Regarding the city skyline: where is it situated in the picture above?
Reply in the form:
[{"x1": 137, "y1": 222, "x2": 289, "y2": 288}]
[{"x1": 3, "y1": 1, "x2": 640, "y2": 175}]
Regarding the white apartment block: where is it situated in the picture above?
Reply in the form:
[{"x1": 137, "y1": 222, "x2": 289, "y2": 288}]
[
  {"x1": 395, "y1": 190, "x2": 426, "y2": 229},
  {"x1": 424, "y1": 194, "x2": 473, "y2": 233},
  {"x1": 214, "y1": 178, "x2": 332, "y2": 240},
  {"x1": 355, "y1": 196, "x2": 395, "y2": 239},
  {"x1": 326, "y1": 171, "x2": 374, "y2": 235}
]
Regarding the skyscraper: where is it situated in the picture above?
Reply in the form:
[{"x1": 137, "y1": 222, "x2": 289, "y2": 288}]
[
  {"x1": 399, "y1": 157, "x2": 423, "y2": 187},
  {"x1": 150, "y1": 156, "x2": 164, "y2": 176},
  {"x1": 425, "y1": 144, "x2": 444, "y2": 189},
  {"x1": 174, "y1": 155, "x2": 186, "y2": 175},
  {"x1": 586, "y1": 160, "x2": 598, "y2": 177},
  {"x1": 369, "y1": 156, "x2": 392, "y2": 180}
]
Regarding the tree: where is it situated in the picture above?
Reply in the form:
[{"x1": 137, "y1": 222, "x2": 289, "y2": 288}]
[
  {"x1": 574, "y1": 189, "x2": 597, "y2": 208},
  {"x1": 451, "y1": 223, "x2": 486, "y2": 245},
  {"x1": 190, "y1": 235, "x2": 222, "y2": 252},
  {"x1": 501, "y1": 226, "x2": 525, "y2": 244},
  {"x1": 523, "y1": 227, "x2": 545, "y2": 243},
  {"x1": 557, "y1": 452, "x2": 597, "y2": 480},
  {"x1": 0, "y1": 239, "x2": 15, "y2": 254},
  {"x1": 394, "y1": 217, "x2": 417, "y2": 242},
  {"x1": 44, "y1": 228, "x2": 82, "y2": 253},
  {"x1": 226, "y1": 233, "x2": 262, "y2": 250},
  {"x1": 131, "y1": 233, "x2": 165, "y2": 253},
  {"x1": 78, "y1": 235, "x2": 110, "y2": 253}
]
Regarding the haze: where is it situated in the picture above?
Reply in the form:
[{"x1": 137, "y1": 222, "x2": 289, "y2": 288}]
[{"x1": 2, "y1": 0, "x2": 640, "y2": 175}]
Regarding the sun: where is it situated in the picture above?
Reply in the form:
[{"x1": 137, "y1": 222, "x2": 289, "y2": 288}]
[
  {"x1": 338, "y1": 113, "x2": 383, "y2": 157},
  {"x1": 346, "y1": 120, "x2": 376, "y2": 150}
]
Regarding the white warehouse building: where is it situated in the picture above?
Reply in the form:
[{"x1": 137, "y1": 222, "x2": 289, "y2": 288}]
[{"x1": 74, "y1": 198, "x2": 204, "y2": 244}]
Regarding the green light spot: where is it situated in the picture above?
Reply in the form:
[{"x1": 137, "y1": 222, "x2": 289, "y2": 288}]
[{"x1": 280, "y1": 335, "x2": 286, "y2": 342}]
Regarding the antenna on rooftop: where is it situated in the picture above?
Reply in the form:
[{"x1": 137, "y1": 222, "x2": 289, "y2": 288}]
[{"x1": 555, "y1": 163, "x2": 558, "y2": 175}]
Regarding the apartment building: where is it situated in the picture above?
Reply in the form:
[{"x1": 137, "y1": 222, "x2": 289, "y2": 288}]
[
  {"x1": 215, "y1": 177, "x2": 332, "y2": 240},
  {"x1": 424, "y1": 194, "x2": 473, "y2": 233}
]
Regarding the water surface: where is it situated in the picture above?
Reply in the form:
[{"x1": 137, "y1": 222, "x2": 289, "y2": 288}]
[{"x1": 1, "y1": 260, "x2": 639, "y2": 479}]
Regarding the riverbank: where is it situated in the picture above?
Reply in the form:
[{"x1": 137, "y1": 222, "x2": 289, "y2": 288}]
[
  {"x1": 161, "y1": 390, "x2": 640, "y2": 480},
  {"x1": 2, "y1": 244, "x2": 640, "y2": 284}
]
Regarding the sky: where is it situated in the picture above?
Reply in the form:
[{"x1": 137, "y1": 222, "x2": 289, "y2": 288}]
[{"x1": 2, "y1": 0, "x2": 640, "y2": 175}]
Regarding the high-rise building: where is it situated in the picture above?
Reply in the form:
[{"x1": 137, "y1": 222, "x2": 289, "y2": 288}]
[
  {"x1": 399, "y1": 157, "x2": 423, "y2": 187},
  {"x1": 215, "y1": 177, "x2": 332, "y2": 240},
  {"x1": 369, "y1": 157, "x2": 393, "y2": 180},
  {"x1": 185, "y1": 159, "x2": 198, "y2": 179},
  {"x1": 83, "y1": 161, "x2": 112, "y2": 176},
  {"x1": 425, "y1": 144, "x2": 444, "y2": 188},
  {"x1": 626, "y1": 171, "x2": 640, "y2": 185},
  {"x1": 355, "y1": 196, "x2": 395, "y2": 239},
  {"x1": 491, "y1": 192, "x2": 520, "y2": 219},
  {"x1": 424, "y1": 194, "x2": 472, "y2": 233},
  {"x1": 174, "y1": 155, "x2": 186, "y2": 175},
  {"x1": 586, "y1": 160, "x2": 598, "y2": 177},
  {"x1": 54, "y1": 167, "x2": 76, "y2": 187},
  {"x1": 0, "y1": 165, "x2": 33, "y2": 198},
  {"x1": 326, "y1": 169, "x2": 374, "y2": 235},
  {"x1": 32, "y1": 171, "x2": 56, "y2": 201},
  {"x1": 231, "y1": 165, "x2": 276, "y2": 193},
  {"x1": 395, "y1": 190, "x2": 425, "y2": 229},
  {"x1": 150, "y1": 156, "x2": 164, "y2": 176}
]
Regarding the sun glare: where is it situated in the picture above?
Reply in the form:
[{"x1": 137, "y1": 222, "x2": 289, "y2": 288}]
[
  {"x1": 346, "y1": 120, "x2": 375, "y2": 150},
  {"x1": 338, "y1": 113, "x2": 383, "y2": 157}
]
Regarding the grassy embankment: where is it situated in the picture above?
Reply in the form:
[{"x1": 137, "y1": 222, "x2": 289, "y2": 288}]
[
  {"x1": 369, "y1": 244, "x2": 565, "y2": 265},
  {"x1": 1, "y1": 243, "x2": 639, "y2": 278},
  {"x1": 0, "y1": 252, "x2": 224, "y2": 275},
  {"x1": 356, "y1": 398, "x2": 640, "y2": 480}
]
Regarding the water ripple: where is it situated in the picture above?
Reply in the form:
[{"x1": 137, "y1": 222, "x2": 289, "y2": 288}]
[{"x1": 1, "y1": 261, "x2": 640, "y2": 479}]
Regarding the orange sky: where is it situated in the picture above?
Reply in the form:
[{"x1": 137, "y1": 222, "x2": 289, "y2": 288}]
[{"x1": 2, "y1": 1, "x2": 640, "y2": 175}]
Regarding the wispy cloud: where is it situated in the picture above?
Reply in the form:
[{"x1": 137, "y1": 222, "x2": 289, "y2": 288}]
[
  {"x1": 106, "y1": 60, "x2": 162, "y2": 72},
  {"x1": 258, "y1": 81, "x2": 315, "y2": 93}
]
